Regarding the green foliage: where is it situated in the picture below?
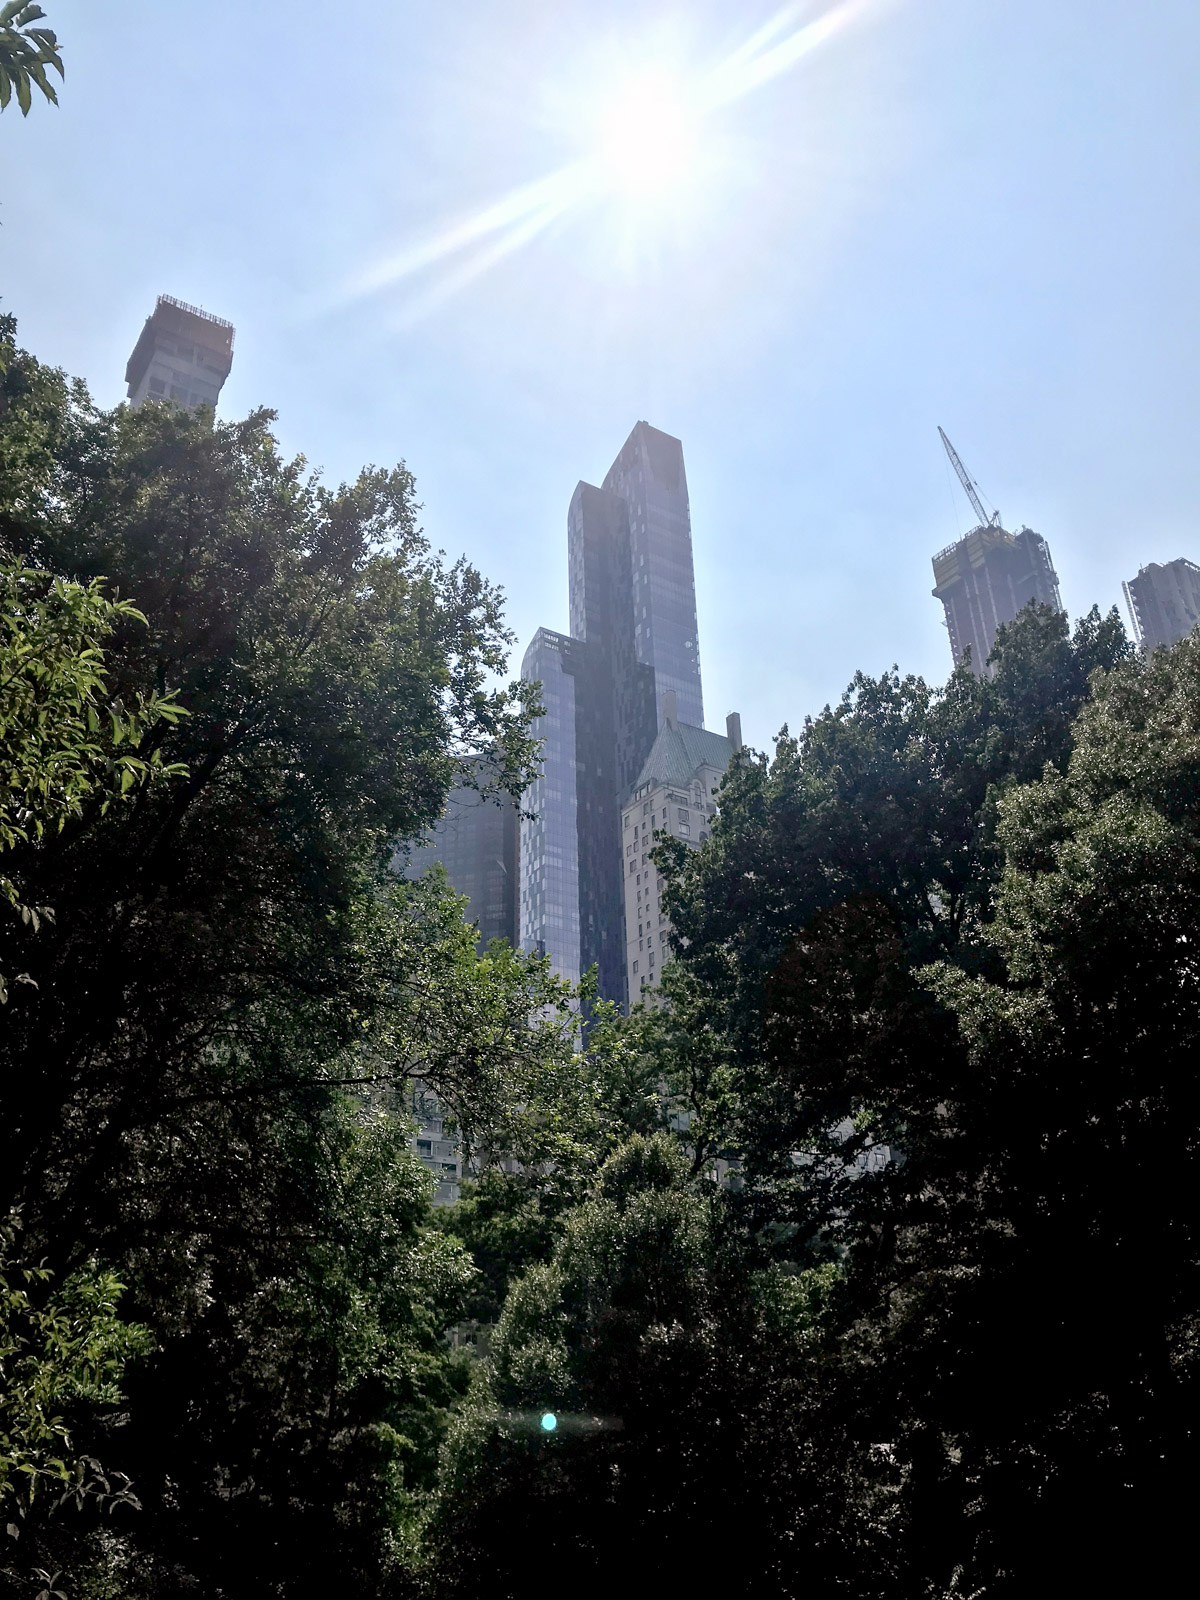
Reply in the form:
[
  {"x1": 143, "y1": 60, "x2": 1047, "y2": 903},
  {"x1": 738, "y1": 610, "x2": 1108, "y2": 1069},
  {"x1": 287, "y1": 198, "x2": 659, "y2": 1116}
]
[
  {"x1": 0, "y1": 1221, "x2": 151, "y2": 1536},
  {"x1": 0, "y1": 3, "x2": 61, "y2": 116},
  {"x1": 640, "y1": 602, "x2": 1131, "y2": 1174},
  {"x1": 0, "y1": 561, "x2": 186, "y2": 999},
  {"x1": 437, "y1": 602, "x2": 1200, "y2": 1597}
]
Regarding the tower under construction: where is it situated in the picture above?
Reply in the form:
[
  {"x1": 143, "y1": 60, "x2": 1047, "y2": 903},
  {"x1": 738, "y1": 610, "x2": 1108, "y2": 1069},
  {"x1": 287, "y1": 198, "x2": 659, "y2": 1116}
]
[
  {"x1": 931, "y1": 428, "x2": 1062, "y2": 674},
  {"x1": 125, "y1": 294, "x2": 234, "y2": 411}
]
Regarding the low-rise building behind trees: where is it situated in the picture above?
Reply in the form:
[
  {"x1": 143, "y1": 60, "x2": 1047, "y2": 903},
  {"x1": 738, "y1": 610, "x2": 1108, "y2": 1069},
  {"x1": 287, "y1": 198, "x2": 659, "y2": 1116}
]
[{"x1": 622, "y1": 694, "x2": 740, "y2": 1003}]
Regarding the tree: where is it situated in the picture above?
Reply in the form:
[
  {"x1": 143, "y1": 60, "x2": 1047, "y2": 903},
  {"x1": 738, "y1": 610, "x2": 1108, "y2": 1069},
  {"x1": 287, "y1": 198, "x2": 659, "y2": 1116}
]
[
  {"x1": 0, "y1": 4, "x2": 61, "y2": 116},
  {"x1": 0, "y1": 317, "x2": 552, "y2": 1595}
]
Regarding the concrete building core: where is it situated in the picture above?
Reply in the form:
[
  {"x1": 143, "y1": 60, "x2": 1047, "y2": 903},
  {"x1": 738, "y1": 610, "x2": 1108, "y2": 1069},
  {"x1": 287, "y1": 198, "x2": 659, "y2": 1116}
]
[
  {"x1": 931, "y1": 523, "x2": 1062, "y2": 675},
  {"x1": 1122, "y1": 558, "x2": 1200, "y2": 653},
  {"x1": 125, "y1": 294, "x2": 234, "y2": 410},
  {"x1": 622, "y1": 694, "x2": 739, "y2": 1004}
]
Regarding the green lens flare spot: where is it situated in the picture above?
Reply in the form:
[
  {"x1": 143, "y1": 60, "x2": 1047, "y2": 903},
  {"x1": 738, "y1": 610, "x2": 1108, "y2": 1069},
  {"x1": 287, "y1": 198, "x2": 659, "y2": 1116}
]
[{"x1": 540, "y1": 1412, "x2": 557, "y2": 1432}]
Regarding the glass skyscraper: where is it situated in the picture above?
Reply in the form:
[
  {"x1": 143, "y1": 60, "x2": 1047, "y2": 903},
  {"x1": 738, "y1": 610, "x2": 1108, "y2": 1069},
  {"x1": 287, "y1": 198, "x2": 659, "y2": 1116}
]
[
  {"x1": 598, "y1": 423, "x2": 704, "y2": 730},
  {"x1": 521, "y1": 422, "x2": 704, "y2": 1010},
  {"x1": 519, "y1": 629, "x2": 582, "y2": 988}
]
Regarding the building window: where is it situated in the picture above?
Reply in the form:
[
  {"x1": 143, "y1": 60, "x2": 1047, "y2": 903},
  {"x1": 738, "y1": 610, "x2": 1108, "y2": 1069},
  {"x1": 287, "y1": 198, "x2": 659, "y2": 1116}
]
[
  {"x1": 679, "y1": 824, "x2": 691, "y2": 837},
  {"x1": 417, "y1": 1140, "x2": 432, "y2": 1154},
  {"x1": 677, "y1": 807, "x2": 689, "y2": 822},
  {"x1": 633, "y1": 961, "x2": 639, "y2": 974},
  {"x1": 149, "y1": 377, "x2": 166, "y2": 394}
]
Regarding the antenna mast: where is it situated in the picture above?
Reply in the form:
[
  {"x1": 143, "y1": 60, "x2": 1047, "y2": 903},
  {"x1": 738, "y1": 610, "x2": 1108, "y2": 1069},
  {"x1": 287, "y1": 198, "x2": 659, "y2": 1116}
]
[{"x1": 938, "y1": 426, "x2": 1000, "y2": 529}]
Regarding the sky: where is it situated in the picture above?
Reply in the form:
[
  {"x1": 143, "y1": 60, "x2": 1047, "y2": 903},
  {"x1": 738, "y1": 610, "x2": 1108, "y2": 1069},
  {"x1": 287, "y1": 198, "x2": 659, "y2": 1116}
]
[{"x1": 3, "y1": 0, "x2": 1199, "y2": 751}]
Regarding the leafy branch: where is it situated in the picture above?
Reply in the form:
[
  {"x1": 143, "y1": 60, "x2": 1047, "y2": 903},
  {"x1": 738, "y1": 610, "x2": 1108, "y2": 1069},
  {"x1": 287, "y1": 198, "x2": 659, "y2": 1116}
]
[{"x1": 0, "y1": 3, "x2": 62, "y2": 116}]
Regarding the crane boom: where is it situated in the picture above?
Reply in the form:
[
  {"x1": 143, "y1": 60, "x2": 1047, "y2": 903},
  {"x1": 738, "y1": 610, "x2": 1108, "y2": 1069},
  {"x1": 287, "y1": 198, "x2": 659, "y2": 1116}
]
[{"x1": 938, "y1": 426, "x2": 997, "y2": 529}]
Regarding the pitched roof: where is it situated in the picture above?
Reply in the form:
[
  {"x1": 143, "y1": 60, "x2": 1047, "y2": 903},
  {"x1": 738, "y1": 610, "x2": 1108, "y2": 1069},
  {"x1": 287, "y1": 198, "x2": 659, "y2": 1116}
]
[{"x1": 633, "y1": 719, "x2": 734, "y2": 793}]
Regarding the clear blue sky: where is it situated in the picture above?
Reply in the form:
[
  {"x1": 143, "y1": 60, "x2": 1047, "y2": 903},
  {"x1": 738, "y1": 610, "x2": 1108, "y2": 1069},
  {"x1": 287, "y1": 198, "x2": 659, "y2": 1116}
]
[{"x1": 4, "y1": 0, "x2": 1199, "y2": 750}]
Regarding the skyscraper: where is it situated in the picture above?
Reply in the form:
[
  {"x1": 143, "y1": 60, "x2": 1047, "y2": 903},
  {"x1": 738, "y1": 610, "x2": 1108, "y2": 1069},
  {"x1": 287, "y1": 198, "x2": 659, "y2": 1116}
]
[
  {"x1": 402, "y1": 755, "x2": 519, "y2": 952},
  {"x1": 125, "y1": 294, "x2": 234, "y2": 410},
  {"x1": 521, "y1": 422, "x2": 704, "y2": 1009},
  {"x1": 1122, "y1": 558, "x2": 1200, "y2": 653},
  {"x1": 932, "y1": 523, "x2": 1062, "y2": 674}
]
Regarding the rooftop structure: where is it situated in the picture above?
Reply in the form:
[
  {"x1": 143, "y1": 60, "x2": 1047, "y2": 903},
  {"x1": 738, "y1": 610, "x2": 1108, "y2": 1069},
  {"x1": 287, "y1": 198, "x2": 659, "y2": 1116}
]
[
  {"x1": 1122, "y1": 558, "x2": 1200, "y2": 653},
  {"x1": 622, "y1": 697, "x2": 739, "y2": 1003},
  {"x1": 125, "y1": 294, "x2": 234, "y2": 410}
]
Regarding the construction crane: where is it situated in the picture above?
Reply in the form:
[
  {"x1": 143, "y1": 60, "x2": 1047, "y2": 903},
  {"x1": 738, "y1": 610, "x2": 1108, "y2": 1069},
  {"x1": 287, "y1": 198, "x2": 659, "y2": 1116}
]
[{"x1": 938, "y1": 426, "x2": 1001, "y2": 529}]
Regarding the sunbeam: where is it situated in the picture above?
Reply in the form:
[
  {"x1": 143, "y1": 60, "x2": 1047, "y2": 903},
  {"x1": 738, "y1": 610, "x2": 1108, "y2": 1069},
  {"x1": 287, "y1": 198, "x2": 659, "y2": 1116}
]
[{"x1": 348, "y1": 0, "x2": 882, "y2": 312}]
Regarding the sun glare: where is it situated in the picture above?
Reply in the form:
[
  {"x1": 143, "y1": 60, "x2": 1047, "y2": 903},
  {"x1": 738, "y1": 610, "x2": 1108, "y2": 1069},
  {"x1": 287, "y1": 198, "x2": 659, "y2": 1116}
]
[
  {"x1": 591, "y1": 72, "x2": 700, "y2": 200},
  {"x1": 349, "y1": 0, "x2": 880, "y2": 311}
]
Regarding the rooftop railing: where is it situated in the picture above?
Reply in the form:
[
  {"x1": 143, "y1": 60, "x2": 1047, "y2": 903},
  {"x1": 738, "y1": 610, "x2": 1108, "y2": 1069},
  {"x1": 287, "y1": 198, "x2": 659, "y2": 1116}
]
[{"x1": 157, "y1": 293, "x2": 234, "y2": 334}]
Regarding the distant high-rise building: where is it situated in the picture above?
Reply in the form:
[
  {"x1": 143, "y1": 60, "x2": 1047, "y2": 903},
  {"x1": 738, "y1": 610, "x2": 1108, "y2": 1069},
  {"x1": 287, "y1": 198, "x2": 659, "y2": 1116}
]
[
  {"x1": 403, "y1": 755, "x2": 519, "y2": 952},
  {"x1": 519, "y1": 628, "x2": 585, "y2": 987},
  {"x1": 932, "y1": 523, "x2": 1062, "y2": 674},
  {"x1": 521, "y1": 422, "x2": 705, "y2": 1010},
  {"x1": 622, "y1": 699, "x2": 739, "y2": 1003},
  {"x1": 400, "y1": 754, "x2": 519, "y2": 1206},
  {"x1": 125, "y1": 294, "x2": 234, "y2": 410},
  {"x1": 1122, "y1": 558, "x2": 1200, "y2": 653}
]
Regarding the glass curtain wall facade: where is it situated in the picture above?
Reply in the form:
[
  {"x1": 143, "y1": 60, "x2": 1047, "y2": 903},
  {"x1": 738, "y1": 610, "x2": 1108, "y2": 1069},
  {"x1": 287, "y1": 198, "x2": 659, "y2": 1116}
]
[
  {"x1": 402, "y1": 754, "x2": 519, "y2": 951},
  {"x1": 519, "y1": 629, "x2": 581, "y2": 987},
  {"x1": 600, "y1": 423, "x2": 704, "y2": 730}
]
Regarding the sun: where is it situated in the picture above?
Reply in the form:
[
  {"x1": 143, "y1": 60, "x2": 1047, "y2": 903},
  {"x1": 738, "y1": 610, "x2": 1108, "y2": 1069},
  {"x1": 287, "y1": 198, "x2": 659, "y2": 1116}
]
[
  {"x1": 350, "y1": 1, "x2": 879, "y2": 309},
  {"x1": 590, "y1": 69, "x2": 701, "y2": 200}
]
